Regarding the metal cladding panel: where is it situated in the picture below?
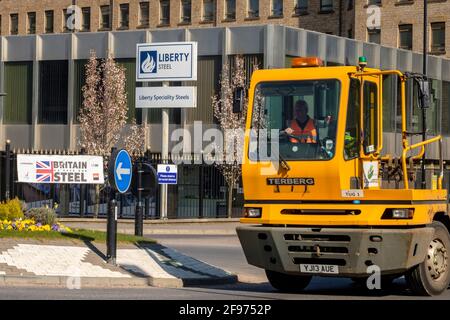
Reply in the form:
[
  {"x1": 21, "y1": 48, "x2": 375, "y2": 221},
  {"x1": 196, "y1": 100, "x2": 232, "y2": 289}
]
[
  {"x1": 4, "y1": 36, "x2": 35, "y2": 61},
  {"x1": 306, "y1": 32, "x2": 320, "y2": 57},
  {"x1": 228, "y1": 26, "x2": 264, "y2": 55},
  {"x1": 427, "y1": 55, "x2": 441, "y2": 80},
  {"x1": 189, "y1": 28, "x2": 223, "y2": 56},
  {"x1": 326, "y1": 35, "x2": 340, "y2": 63},
  {"x1": 76, "y1": 32, "x2": 108, "y2": 59},
  {"x1": 35, "y1": 125, "x2": 67, "y2": 149},
  {"x1": 112, "y1": 31, "x2": 147, "y2": 59},
  {"x1": 363, "y1": 42, "x2": 379, "y2": 68},
  {"x1": 344, "y1": 39, "x2": 359, "y2": 66},
  {"x1": 443, "y1": 60, "x2": 450, "y2": 82},
  {"x1": 150, "y1": 29, "x2": 185, "y2": 43},
  {"x1": 4, "y1": 125, "x2": 32, "y2": 149},
  {"x1": 40, "y1": 34, "x2": 71, "y2": 60},
  {"x1": 396, "y1": 50, "x2": 411, "y2": 72},
  {"x1": 412, "y1": 52, "x2": 424, "y2": 74},
  {"x1": 285, "y1": 27, "x2": 301, "y2": 56},
  {"x1": 380, "y1": 46, "x2": 395, "y2": 70}
]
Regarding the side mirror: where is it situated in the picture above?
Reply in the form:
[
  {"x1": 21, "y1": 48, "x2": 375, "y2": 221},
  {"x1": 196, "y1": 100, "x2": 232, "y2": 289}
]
[
  {"x1": 416, "y1": 77, "x2": 430, "y2": 109},
  {"x1": 233, "y1": 88, "x2": 245, "y2": 113}
]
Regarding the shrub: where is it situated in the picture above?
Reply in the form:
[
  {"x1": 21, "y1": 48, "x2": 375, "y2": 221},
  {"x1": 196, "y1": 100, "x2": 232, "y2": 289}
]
[
  {"x1": 0, "y1": 198, "x2": 24, "y2": 221},
  {"x1": 25, "y1": 207, "x2": 57, "y2": 226},
  {"x1": 7, "y1": 198, "x2": 24, "y2": 220},
  {"x1": 0, "y1": 203, "x2": 8, "y2": 220}
]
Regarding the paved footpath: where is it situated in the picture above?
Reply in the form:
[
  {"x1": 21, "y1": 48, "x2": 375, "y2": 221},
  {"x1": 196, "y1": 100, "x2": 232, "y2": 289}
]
[
  {"x1": 60, "y1": 218, "x2": 241, "y2": 235},
  {"x1": 0, "y1": 238, "x2": 236, "y2": 288}
]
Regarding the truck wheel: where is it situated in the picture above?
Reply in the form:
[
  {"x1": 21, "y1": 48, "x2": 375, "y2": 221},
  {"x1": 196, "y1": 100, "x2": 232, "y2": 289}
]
[
  {"x1": 265, "y1": 270, "x2": 312, "y2": 292},
  {"x1": 405, "y1": 221, "x2": 450, "y2": 296}
]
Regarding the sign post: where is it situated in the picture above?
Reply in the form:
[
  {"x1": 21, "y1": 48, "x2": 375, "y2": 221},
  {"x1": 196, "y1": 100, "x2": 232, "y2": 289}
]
[
  {"x1": 161, "y1": 82, "x2": 169, "y2": 219},
  {"x1": 136, "y1": 41, "x2": 197, "y2": 220},
  {"x1": 107, "y1": 149, "x2": 133, "y2": 263}
]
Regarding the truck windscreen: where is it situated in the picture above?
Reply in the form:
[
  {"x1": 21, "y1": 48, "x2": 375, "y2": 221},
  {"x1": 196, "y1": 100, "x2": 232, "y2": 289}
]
[{"x1": 249, "y1": 79, "x2": 341, "y2": 161}]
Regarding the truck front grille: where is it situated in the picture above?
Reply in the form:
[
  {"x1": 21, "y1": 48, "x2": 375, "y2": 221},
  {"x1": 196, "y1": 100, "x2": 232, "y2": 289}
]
[
  {"x1": 284, "y1": 234, "x2": 351, "y2": 242},
  {"x1": 293, "y1": 258, "x2": 347, "y2": 266}
]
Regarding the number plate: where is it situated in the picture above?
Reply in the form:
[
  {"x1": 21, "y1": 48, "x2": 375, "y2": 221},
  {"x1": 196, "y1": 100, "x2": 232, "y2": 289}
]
[{"x1": 300, "y1": 264, "x2": 339, "y2": 274}]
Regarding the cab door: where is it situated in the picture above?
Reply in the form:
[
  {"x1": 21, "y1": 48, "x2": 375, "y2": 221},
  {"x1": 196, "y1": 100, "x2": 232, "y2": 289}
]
[
  {"x1": 342, "y1": 76, "x2": 381, "y2": 191},
  {"x1": 360, "y1": 78, "x2": 382, "y2": 189}
]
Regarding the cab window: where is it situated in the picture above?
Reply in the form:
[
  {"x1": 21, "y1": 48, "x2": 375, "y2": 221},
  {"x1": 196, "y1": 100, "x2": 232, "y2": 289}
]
[
  {"x1": 363, "y1": 81, "x2": 378, "y2": 155},
  {"x1": 344, "y1": 78, "x2": 361, "y2": 160}
]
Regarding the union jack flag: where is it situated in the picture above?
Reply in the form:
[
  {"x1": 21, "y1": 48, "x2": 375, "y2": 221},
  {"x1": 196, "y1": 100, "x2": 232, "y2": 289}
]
[{"x1": 36, "y1": 161, "x2": 54, "y2": 182}]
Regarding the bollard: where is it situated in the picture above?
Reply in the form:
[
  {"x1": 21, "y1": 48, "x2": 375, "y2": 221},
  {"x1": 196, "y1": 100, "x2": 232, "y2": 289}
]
[
  {"x1": 106, "y1": 198, "x2": 117, "y2": 265},
  {"x1": 135, "y1": 161, "x2": 143, "y2": 236},
  {"x1": 5, "y1": 139, "x2": 11, "y2": 201},
  {"x1": 79, "y1": 148, "x2": 86, "y2": 217}
]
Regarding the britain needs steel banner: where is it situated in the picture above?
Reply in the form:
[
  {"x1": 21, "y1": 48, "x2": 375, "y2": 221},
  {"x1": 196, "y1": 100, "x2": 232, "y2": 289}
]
[{"x1": 16, "y1": 154, "x2": 104, "y2": 184}]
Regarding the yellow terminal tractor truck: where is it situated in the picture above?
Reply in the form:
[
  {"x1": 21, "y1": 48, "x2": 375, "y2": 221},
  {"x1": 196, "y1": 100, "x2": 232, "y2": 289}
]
[{"x1": 236, "y1": 56, "x2": 450, "y2": 296}]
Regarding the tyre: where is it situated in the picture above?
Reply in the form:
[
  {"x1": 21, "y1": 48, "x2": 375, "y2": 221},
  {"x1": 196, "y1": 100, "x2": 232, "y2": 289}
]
[
  {"x1": 265, "y1": 270, "x2": 312, "y2": 292},
  {"x1": 405, "y1": 221, "x2": 450, "y2": 296}
]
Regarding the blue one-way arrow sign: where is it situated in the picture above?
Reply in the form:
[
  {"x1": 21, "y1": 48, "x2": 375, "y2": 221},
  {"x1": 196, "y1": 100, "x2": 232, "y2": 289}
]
[{"x1": 110, "y1": 150, "x2": 132, "y2": 193}]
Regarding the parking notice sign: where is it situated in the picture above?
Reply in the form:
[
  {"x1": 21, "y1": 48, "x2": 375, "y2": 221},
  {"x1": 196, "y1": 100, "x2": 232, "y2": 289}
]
[{"x1": 157, "y1": 164, "x2": 177, "y2": 184}]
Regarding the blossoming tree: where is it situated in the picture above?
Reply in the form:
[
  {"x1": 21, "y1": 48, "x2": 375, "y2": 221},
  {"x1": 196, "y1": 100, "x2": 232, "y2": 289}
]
[
  {"x1": 212, "y1": 55, "x2": 259, "y2": 218},
  {"x1": 78, "y1": 50, "x2": 145, "y2": 217}
]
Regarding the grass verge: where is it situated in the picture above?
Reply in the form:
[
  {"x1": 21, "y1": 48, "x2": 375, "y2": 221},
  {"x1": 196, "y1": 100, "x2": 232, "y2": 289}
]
[{"x1": 0, "y1": 229, "x2": 155, "y2": 244}]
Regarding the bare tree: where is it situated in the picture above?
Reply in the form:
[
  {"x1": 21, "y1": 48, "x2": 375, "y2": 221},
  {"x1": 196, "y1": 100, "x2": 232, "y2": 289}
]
[
  {"x1": 78, "y1": 50, "x2": 145, "y2": 217},
  {"x1": 212, "y1": 55, "x2": 258, "y2": 218}
]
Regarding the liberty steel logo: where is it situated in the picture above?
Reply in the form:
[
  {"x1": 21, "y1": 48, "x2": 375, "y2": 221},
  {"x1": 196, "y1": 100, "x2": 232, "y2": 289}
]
[{"x1": 140, "y1": 51, "x2": 158, "y2": 74}]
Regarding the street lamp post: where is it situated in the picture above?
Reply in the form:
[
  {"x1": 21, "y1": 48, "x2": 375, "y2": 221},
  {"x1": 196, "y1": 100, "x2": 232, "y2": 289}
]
[{"x1": 421, "y1": 0, "x2": 428, "y2": 189}]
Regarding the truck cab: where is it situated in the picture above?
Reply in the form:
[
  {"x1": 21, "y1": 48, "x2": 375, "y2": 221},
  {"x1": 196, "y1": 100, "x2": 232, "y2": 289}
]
[{"x1": 236, "y1": 57, "x2": 450, "y2": 296}]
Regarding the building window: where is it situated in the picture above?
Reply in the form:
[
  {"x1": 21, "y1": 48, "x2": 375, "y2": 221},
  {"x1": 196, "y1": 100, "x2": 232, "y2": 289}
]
[
  {"x1": 120, "y1": 4, "x2": 129, "y2": 29},
  {"x1": 63, "y1": 9, "x2": 71, "y2": 32},
  {"x1": 399, "y1": 24, "x2": 412, "y2": 50},
  {"x1": 10, "y1": 14, "x2": 18, "y2": 35},
  {"x1": 431, "y1": 22, "x2": 445, "y2": 54},
  {"x1": 202, "y1": 0, "x2": 214, "y2": 22},
  {"x1": 139, "y1": 2, "x2": 150, "y2": 27},
  {"x1": 81, "y1": 7, "x2": 91, "y2": 31},
  {"x1": 181, "y1": 0, "x2": 192, "y2": 23},
  {"x1": 100, "y1": 5, "x2": 111, "y2": 30},
  {"x1": 320, "y1": 0, "x2": 333, "y2": 12},
  {"x1": 368, "y1": 0, "x2": 381, "y2": 5},
  {"x1": 348, "y1": 0, "x2": 353, "y2": 10},
  {"x1": 225, "y1": 0, "x2": 236, "y2": 20},
  {"x1": 247, "y1": 0, "x2": 259, "y2": 18},
  {"x1": 160, "y1": 0, "x2": 170, "y2": 25},
  {"x1": 367, "y1": 28, "x2": 381, "y2": 44},
  {"x1": 271, "y1": 0, "x2": 283, "y2": 16},
  {"x1": 294, "y1": 0, "x2": 308, "y2": 15},
  {"x1": 39, "y1": 61, "x2": 68, "y2": 124},
  {"x1": 27, "y1": 12, "x2": 36, "y2": 34},
  {"x1": 348, "y1": 27, "x2": 353, "y2": 38},
  {"x1": 45, "y1": 10, "x2": 54, "y2": 33},
  {"x1": 4, "y1": 62, "x2": 33, "y2": 124}
]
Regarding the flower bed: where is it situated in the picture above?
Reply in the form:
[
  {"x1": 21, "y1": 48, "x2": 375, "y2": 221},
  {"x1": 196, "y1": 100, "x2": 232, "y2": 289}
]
[{"x1": 0, "y1": 218, "x2": 72, "y2": 233}]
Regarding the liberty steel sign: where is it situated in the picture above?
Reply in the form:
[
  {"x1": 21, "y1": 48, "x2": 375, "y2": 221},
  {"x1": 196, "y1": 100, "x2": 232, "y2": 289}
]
[{"x1": 136, "y1": 42, "x2": 198, "y2": 82}]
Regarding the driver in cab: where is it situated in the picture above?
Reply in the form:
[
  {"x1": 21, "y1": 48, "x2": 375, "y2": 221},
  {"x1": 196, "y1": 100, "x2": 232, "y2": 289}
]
[{"x1": 284, "y1": 100, "x2": 317, "y2": 144}]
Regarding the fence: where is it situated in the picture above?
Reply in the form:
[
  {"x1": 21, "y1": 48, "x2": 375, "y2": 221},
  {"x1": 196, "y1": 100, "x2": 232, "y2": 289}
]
[{"x1": 0, "y1": 144, "x2": 243, "y2": 219}]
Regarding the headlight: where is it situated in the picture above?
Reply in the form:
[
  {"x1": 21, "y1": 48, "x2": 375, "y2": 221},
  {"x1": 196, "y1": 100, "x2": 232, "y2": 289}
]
[
  {"x1": 244, "y1": 207, "x2": 262, "y2": 218},
  {"x1": 382, "y1": 208, "x2": 414, "y2": 219}
]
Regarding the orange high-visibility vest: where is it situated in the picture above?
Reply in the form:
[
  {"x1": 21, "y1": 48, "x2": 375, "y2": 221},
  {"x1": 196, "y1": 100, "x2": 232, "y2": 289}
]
[{"x1": 289, "y1": 118, "x2": 317, "y2": 143}]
